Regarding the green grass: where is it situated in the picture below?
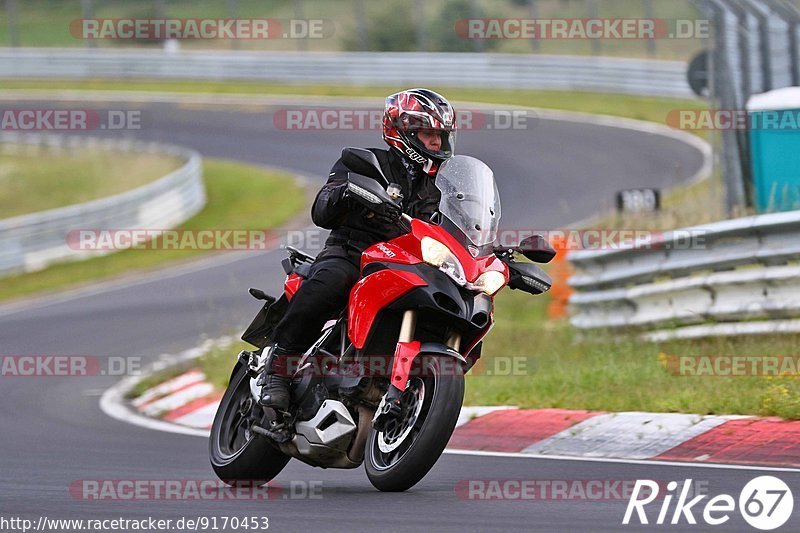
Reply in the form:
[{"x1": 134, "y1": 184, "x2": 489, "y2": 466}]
[
  {"x1": 0, "y1": 159, "x2": 305, "y2": 301},
  {"x1": 0, "y1": 146, "x2": 182, "y2": 218},
  {"x1": 126, "y1": 338, "x2": 245, "y2": 400},
  {"x1": 466, "y1": 289, "x2": 800, "y2": 420},
  {"x1": 4, "y1": 79, "x2": 705, "y2": 127},
  {"x1": 199, "y1": 340, "x2": 253, "y2": 391}
]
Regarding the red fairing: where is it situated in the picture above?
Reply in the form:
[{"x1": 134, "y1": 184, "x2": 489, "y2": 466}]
[
  {"x1": 390, "y1": 341, "x2": 421, "y2": 391},
  {"x1": 348, "y1": 270, "x2": 427, "y2": 349},
  {"x1": 284, "y1": 273, "x2": 303, "y2": 301},
  {"x1": 388, "y1": 219, "x2": 508, "y2": 284},
  {"x1": 361, "y1": 241, "x2": 421, "y2": 270}
]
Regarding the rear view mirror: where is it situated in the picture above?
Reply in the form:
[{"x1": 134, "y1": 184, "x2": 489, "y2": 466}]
[
  {"x1": 519, "y1": 235, "x2": 556, "y2": 263},
  {"x1": 341, "y1": 147, "x2": 389, "y2": 186}
]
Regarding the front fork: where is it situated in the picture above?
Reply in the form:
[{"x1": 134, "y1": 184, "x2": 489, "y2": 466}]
[{"x1": 373, "y1": 310, "x2": 462, "y2": 429}]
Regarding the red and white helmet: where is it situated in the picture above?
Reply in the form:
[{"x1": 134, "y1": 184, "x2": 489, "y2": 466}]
[{"x1": 383, "y1": 88, "x2": 457, "y2": 176}]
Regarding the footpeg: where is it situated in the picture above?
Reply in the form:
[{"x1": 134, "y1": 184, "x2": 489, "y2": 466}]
[
  {"x1": 252, "y1": 412, "x2": 293, "y2": 444},
  {"x1": 251, "y1": 424, "x2": 291, "y2": 444}
]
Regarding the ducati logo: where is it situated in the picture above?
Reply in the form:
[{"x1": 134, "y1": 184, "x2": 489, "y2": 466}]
[
  {"x1": 468, "y1": 245, "x2": 479, "y2": 257},
  {"x1": 377, "y1": 243, "x2": 396, "y2": 258}
]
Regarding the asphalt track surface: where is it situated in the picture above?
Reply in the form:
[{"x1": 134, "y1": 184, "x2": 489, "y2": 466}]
[{"x1": 4, "y1": 98, "x2": 796, "y2": 532}]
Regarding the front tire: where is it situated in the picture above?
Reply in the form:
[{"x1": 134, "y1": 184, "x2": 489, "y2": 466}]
[
  {"x1": 365, "y1": 356, "x2": 464, "y2": 492},
  {"x1": 209, "y1": 363, "x2": 290, "y2": 485}
]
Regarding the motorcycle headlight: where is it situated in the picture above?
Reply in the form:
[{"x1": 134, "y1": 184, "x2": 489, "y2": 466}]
[
  {"x1": 469, "y1": 270, "x2": 507, "y2": 296},
  {"x1": 420, "y1": 237, "x2": 466, "y2": 285}
]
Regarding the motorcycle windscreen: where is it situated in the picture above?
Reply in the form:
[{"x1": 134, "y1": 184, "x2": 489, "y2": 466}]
[{"x1": 435, "y1": 155, "x2": 501, "y2": 250}]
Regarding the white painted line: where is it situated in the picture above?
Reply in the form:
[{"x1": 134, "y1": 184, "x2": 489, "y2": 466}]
[
  {"x1": 100, "y1": 375, "x2": 211, "y2": 438},
  {"x1": 443, "y1": 449, "x2": 800, "y2": 473},
  {"x1": 99, "y1": 335, "x2": 232, "y2": 438},
  {"x1": 522, "y1": 412, "x2": 735, "y2": 460}
]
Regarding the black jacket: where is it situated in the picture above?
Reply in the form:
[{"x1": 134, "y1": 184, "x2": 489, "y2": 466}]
[{"x1": 312, "y1": 148, "x2": 441, "y2": 264}]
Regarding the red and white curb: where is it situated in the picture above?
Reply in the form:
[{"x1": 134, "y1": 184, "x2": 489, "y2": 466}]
[
  {"x1": 105, "y1": 348, "x2": 800, "y2": 470},
  {"x1": 130, "y1": 366, "x2": 516, "y2": 431},
  {"x1": 448, "y1": 408, "x2": 800, "y2": 469}
]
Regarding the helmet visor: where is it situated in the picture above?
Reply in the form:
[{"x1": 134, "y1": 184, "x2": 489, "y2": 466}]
[{"x1": 408, "y1": 127, "x2": 456, "y2": 160}]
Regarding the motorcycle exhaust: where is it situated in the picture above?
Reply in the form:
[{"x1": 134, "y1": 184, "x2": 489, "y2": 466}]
[{"x1": 347, "y1": 404, "x2": 376, "y2": 464}]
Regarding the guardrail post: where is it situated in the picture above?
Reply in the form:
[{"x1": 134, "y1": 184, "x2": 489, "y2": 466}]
[{"x1": 4, "y1": 0, "x2": 20, "y2": 47}]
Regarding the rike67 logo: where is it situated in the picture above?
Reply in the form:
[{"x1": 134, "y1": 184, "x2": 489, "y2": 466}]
[{"x1": 623, "y1": 477, "x2": 793, "y2": 530}]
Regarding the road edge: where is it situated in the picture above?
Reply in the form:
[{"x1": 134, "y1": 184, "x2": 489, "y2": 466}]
[{"x1": 111, "y1": 349, "x2": 800, "y2": 472}]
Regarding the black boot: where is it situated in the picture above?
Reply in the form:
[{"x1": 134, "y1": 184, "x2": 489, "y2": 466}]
[{"x1": 258, "y1": 345, "x2": 294, "y2": 410}]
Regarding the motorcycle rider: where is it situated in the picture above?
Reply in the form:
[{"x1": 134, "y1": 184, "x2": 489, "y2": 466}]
[{"x1": 259, "y1": 88, "x2": 458, "y2": 410}]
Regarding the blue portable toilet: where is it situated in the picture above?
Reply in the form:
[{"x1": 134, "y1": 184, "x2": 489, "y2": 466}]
[{"x1": 747, "y1": 87, "x2": 800, "y2": 213}]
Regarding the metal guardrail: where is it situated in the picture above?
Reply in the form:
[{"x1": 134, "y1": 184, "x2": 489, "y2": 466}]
[
  {"x1": 0, "y1": 133, "x2": 205, "y2": 277},
  {"x1": 701, "y1": 0, "x2": 800, "y2": 212},
  {"x1": 0, "y1": 48, "x2": 696, "y2": 99},
  {"x1": 567, "y1": 210, "x2": 800, "y2": 339}
]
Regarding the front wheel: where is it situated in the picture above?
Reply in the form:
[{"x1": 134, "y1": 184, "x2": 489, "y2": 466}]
[
  {"x1": 209, "y1": 363, "x2": 290, "y2": 485},
  {"x1": 365, "y1": 356, "x2": 464, "y2": 492}
]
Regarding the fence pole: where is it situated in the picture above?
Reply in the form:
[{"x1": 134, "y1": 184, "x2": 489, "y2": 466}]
[
  {"x1": 81, "y1": 0, "x2": 95, "y2": 48},
  {"x1": 228, "y1": 0, "x2": 239, "y2": 50},
  {"x1": 294, "y1": 0, "x2": 307, "y2": 51},
  {"x1": 5, "y1": 0, "x2": 19, "y2": 47},
  {"x1": 355, "y1": 0, "x2": 367, "y2": 51},
  {"x1": 643, "y1": 0, "x2": 657, "y2": 57},
  {"x1": 470, "y1": 0, "x2": 483, "y2": 52},
  {"x1": 587, "y1": 0, "x2": 601, "y2": 56},
  {"x1": 414, "y1": 0, "x2": 427, "y2": 51},
  {"x1": 527, "y1": 0, "x2": 540, "y2": 53}
]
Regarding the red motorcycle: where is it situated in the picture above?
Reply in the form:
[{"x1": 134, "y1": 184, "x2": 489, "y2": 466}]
[{"x1": 210, "y1": 149, "x2": 555, "y2": 491}]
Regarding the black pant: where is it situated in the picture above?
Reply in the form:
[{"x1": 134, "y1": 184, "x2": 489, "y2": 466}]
[{"x1": 273, "y1": 256, "x2": 360, "y2": 354}]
